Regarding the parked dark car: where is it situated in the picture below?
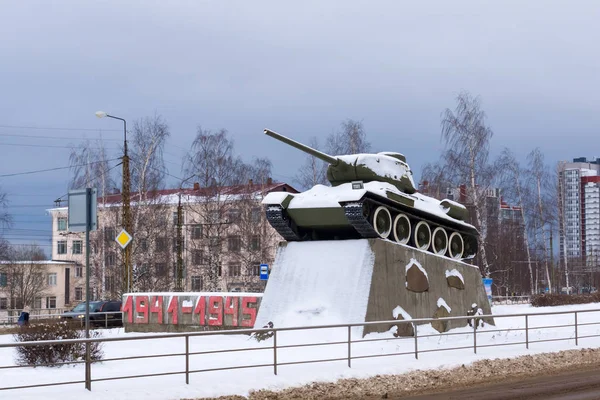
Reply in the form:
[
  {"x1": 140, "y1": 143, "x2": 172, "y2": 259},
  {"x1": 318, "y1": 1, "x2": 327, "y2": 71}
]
[{"x1": 59, "y1": 300, "x2": 122, "y2": 327}]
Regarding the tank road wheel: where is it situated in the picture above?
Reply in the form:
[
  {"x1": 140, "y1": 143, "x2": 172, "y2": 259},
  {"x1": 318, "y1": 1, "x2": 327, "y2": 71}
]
[
  {"x1": 372, "y1": 206, "x2": 392, "y2": 239},
  {"x1": 413, "y1": 221, "x2": 431, "y2": 250},
  {"x1": 392, "y1": 213, "x2": 411, "y2": 244},
  {"x1": 431, "y1": 227, "x2": 448, "y2": 256},
  {"x1": 448, "y1": 232, "x2": 464, "y2": 259}
]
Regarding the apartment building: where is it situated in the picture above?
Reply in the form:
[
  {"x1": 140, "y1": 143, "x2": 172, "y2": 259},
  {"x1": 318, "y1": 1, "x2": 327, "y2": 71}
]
[
  {"x1": 47, "y1": 180, "x2": 296, "y2": 300},
  {"x1": 558, "y1": 157, "x2": 600, "y2": 263},
  {"x1": 0, "y1": 260, "x2": 80, "y2": 310}
]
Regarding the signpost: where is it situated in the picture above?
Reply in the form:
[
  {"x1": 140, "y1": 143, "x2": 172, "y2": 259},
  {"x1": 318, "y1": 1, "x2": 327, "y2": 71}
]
[
  {"x1": 68, "y1": 188, "x2": 97, "y2": 391},
  {"x1": 260, "y1": 264, "x2": 269, "y2": 281}
]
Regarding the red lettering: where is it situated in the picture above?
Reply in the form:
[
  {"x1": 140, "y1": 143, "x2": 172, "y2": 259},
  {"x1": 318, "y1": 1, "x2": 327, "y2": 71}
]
[
  {"x1": 122, "y1": 295, "x2": 134, "y2": 324},
  {"x1": 224, "y1": 297, "x2": 239, "y2": 327},
  {"x1": 150, "y1": 296, "x2": 163, "y2": 324},
  {"x1": 167, "y1": 296, "x2": 178, "y2": 324},
  {"x1": 208, "y1": 296, "x2": 223, "y2": 326},
  {"x1": 194, "y1": 296, "x2": 206, "y2": 325},
  {"x1": 135, "y1": 296, "x2": 149, "y2": 324},
  {"x1": 241, "y1": 297, "x2": 258, "y2": 327}
]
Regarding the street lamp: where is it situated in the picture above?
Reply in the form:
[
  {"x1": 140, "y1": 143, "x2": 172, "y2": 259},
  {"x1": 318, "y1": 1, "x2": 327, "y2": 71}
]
[{"x1": 95, "y1": 111, "x2": 132, "y2": 295}]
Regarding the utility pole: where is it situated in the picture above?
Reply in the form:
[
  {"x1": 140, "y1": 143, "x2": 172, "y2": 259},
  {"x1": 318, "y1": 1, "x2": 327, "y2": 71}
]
[{"x1": 95, "y1": 111, "x2": 132, "y2": 294}]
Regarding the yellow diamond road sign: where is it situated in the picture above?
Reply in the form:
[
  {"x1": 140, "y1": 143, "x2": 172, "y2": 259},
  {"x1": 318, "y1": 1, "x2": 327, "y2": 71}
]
[{"x1": 116, "y1": 229, "x2": 132, "y2": 249}]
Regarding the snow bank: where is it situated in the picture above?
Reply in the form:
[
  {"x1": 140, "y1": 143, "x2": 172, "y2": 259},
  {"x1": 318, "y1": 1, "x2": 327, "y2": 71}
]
[
  {"x1": 254, "y1": 240, "x2": 375, "y2": 337},
  {"x1": 445, "y1": 269, "x2": 464, "y2": 283},
  {"x1": 392, "y1": 305, "x2": 412, "y2": 320},
  {"x1": 437, "y1": 298, "x2": 451, "y2": 312}
]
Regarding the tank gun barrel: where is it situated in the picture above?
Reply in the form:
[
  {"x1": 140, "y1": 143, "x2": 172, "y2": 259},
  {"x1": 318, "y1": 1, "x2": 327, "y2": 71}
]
[{"x1": 264, "y1": 129, "x2": 339, "y2": 166}]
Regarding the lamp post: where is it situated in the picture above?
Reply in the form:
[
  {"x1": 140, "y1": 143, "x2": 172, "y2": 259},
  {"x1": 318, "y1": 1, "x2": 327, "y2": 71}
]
[{"x1": 96, "y1": 111, "x2": 133, "y2": 295}]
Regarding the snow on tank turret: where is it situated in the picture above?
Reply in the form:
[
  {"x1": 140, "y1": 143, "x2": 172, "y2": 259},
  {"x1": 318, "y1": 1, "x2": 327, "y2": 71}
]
[{"x1": 262, "y1": 129, "x2": 479, "y2": 259}]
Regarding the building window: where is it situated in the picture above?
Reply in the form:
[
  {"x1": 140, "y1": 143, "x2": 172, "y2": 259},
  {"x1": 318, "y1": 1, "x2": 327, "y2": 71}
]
[
  {"x1": 46, "y1": 297, "x2": 57, "y2": 309},
  {"x1": 76, "y1": 266, "x2": 83, "y2": 278},
  {"x1": 227, "y1": 209, "x2": 241, "y2": 223},
  {"x1": 191, "y1": 276, "x2": 202, "y2": 291},
  {"x1": 228, "y1": 236, "x2": 241, "y2": 252},
  {"x1": 156, "y1": 263, "x2": 167, "y2": 276},
  {"x1": 34, "y1": 297, "x2": 42, "y2": 309},
  {"x1": 72, "y1": 240, "x2": 82, "y2": 255},
  {"x1": 57, "y1": 217, "x2": 67, "y2": 231},
  {"x1": 228, "y1": 263, "x2": 241, "y2": 277},
  {"x1": 57, "y1": 240, "x2": 67, "y2": 255},
  {"x1": 105, "y1": 227, "x2": 116, "y2": 242},
  {"x1": 192, "y1": 225, "x2": 203, "y2": 240},
  {"x1": 172, "y1": 238, "x2": 185, "y2": 253},
  {"x1": 0, "y1": 298, "x2": 7, "y2": 310},
  {"x1": 47, "y1": 273, "x2": 57, "y2": 286},
  {"x1": 156, "y1": 238, "x2": 167, "y2": 253},
  {"x1": 173, "y1": 210, "x2": 184, "y2": 225},
  {"x1": 139, "y1": 238, "x2": 148, "y2": 252},
  {"x1": 251, "y1": 207, "x2": 262, "y2": 223},
  {"x1": 250, "y1": 235, "x2": 260, "y2": 251},
  {"x1": 75, "y1": 287, "x2": 83, "y2": 301},
  {"x1": 193, "y1": 250, "x2": 204, "y2": 265},
  {"x1": 105, "y1": 252, "x2": 116, "y2": 267},
  {"x1": 208, "y1": 210, "x2": 219, "y2": 223},
  {"x1": 0, "y1": 272, "x2": 6, "y2": 287}
]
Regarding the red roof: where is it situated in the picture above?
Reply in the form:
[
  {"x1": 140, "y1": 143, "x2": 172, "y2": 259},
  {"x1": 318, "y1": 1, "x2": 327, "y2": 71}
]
[{"x1": 98, "y1": 182, "x2": 298, "y2": 205}]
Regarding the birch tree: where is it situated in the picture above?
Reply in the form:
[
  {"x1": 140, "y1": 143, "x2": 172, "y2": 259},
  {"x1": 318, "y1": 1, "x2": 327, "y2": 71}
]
[
  {"x1": 326, "y1": 119, "x2": 371, "y2": 155},
  {"x1": 527, "y1": 148, "x2": 553, "y2": 293},
  {"x1": 441, "y1": 91, "x2": 494, "y2": 276},
  {"x1": 497, "y1": 149, "x2": 535, "y2": 294},
  {"x1": 294, "y1": 137, "x2": 328, "y2": 190}
]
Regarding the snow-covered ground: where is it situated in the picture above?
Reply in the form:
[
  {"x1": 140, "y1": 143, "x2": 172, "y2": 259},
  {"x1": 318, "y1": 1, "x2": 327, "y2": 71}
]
[{"x1": 2, "y1": 303, "x2": 600, "y2": 400}]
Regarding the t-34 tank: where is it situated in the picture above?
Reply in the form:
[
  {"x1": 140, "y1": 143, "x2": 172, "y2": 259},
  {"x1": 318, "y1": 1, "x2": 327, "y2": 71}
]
[{"x1": 262, "y1": 129, "x2": 479, "y2": 259}]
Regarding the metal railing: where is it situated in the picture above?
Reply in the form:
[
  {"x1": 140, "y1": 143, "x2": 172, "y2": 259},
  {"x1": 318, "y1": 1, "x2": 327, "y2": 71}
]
[
  {"x1": 1, "y1": 308, "x2": 70, "y2": 324},
  {"x1": 1, "y1": 308, "x2": 599, "y2": 393}
]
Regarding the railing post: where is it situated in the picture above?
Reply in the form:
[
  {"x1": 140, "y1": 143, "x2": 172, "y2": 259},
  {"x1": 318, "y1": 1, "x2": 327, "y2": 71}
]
[
  {"x1": 105, "y1": 313, "x2": 108, "y2": 329},
  {"x1": 85, "y1": 337, "x2": 91, "y2": 390},
  {"x1": 185, "y1": 335, "x2": 190, "y2": 384},
  {"x1": 347, "y1": 325, "x2": 351, "y2": 368},
  {"x1": 575, "y1": 311, "x2": 578, "y2": 346},
  {"x1": 413, "y1": 322, "x2": 418, "y2": 359},
  {"x1": 525, "y1": 314, "x2": 529, "y2": 349},
  {"x1": 473, "y1": 316, "x2": 477, "y2": 354},
  {"x1": 273, "y1": 330, "x2": 278, "y2": 376}
]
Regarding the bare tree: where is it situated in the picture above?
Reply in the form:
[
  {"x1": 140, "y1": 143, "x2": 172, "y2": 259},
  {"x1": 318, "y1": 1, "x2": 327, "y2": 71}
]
[
  {"x1": 527, "y1": 148, "x2": 553, "y2": 293},
  {"x1": 294, "y1": 137, "x2": 328, "y2": 190},
  {"x1": 0, "y1": 244, "x2": 48, "y2": 309},
  {"x1": 497, "y1": 149, "x2": 535, "y2": 294},
  {"x1": 326, "y1": 119, "x2": 371, "y2": 155},
  {"x1": 129, "y1": 114, "x2": 170, "y2": 194},
  {"x1": 441, "y1": 91, "x2": 494, "y2": 276},
  {"x1": 420, "y1": 160, "x2": 452, "y2": 200},
  {"x1": 0, "y1": 188, "x2": 10, "y2": 229}
]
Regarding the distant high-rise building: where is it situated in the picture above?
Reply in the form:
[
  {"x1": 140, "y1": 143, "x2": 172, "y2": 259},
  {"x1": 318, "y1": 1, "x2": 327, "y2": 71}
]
[{"x1": 558, "y1": 157, "x2": 600, "y2": 263}]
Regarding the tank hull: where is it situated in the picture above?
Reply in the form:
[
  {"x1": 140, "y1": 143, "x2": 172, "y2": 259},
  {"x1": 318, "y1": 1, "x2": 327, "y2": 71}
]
[{"x1": 263, "y1": 181, "x2": 479, "y2": 259}]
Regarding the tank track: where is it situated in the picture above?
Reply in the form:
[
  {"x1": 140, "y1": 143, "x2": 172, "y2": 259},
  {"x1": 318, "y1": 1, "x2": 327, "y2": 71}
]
[
  {"x1": 265, "y1": 205, "x2": 300, "y2": 241},
  {"x1": 344, "y1": 197, "x2": 478, "y2": 259},
  {"x1": 343, "y1": 203, "x2": 379, "y2": 238}
]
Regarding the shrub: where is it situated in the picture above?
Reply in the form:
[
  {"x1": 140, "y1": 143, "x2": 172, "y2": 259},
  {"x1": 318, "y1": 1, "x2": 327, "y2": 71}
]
[
  {"x1": 12, "y1": 320, "x2": 103, "y2": 366},
  {"x1": 531, "y1": 293, "x2": 600, "y2": 307}
]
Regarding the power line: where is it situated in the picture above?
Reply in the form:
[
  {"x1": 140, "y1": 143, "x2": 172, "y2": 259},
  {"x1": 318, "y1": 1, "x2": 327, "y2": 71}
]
[
  {"x1": 0, "y1": 132, "x2": 122, "y2": 141},
  {"x1": 0, "y1": 124, "x2": 121, "y2": 132},
  {"x1": 0, "y1": 158, "x2": 120, "y2": 178},
  {"x1": 0, "y1": 141, "x2": 120, "y2": 150}
]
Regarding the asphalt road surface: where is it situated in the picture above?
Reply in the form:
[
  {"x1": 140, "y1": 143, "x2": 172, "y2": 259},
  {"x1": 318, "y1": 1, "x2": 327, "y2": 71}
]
[{"x1": 397, "y1": 367, "x2": 600, "y2": 400}]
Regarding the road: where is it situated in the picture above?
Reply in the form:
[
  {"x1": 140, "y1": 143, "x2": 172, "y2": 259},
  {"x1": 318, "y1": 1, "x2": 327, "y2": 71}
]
[{"x1": 396, "y1": 367, "x2": 600, "y2": 400}]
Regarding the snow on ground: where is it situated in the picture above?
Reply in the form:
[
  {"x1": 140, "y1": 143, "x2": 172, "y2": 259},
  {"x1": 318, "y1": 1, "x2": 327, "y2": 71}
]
[{"x1": 3, "y1": 303, "x2": 600, "y2": 400}]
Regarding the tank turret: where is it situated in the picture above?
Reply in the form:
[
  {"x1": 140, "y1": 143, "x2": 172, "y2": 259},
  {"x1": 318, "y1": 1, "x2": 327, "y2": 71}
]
[
  {"x1": 262, "y1": 129, "x2": 479, "y2": 260},
  {"x1": 265, "y1": 129, "x2": 417, "y2": 194}
]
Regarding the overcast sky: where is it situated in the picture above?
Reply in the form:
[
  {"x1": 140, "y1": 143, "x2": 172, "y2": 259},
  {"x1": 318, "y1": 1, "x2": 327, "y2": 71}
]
[{"x1": 0, "y1": 0, "x2": 599, "y2": 252}]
